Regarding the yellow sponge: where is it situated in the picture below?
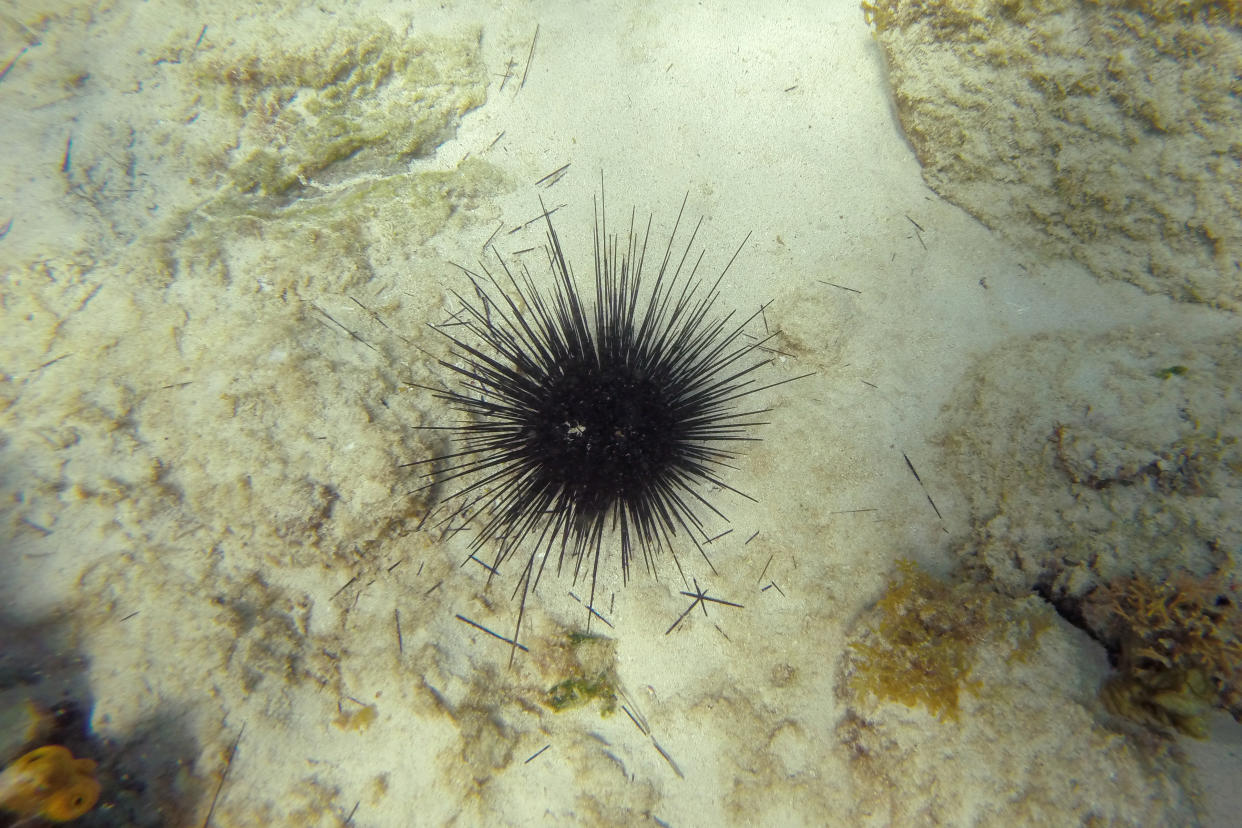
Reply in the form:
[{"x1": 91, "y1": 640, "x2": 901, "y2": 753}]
[{"x1": 0, "y1": 745, "x2": 100, "y2": 822}]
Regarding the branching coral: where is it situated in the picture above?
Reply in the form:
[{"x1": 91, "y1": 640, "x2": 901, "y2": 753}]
[{"x1": 1084, "y1": 569, "x2": 1242, "y2": 737}]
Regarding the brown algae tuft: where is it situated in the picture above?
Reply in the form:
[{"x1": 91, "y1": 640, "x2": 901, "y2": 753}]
[{"x1": 1084, "y1": 568, "x2": 1242, "y2": 737}]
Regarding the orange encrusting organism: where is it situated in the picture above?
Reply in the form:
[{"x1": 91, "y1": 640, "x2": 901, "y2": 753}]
[{"x1": 0, "y1": 745, "x2": 101, "y2": 822}]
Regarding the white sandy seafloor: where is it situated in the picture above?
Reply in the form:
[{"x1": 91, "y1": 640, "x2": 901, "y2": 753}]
[{"x1": 1, "y1": 0, "x2": 1240, "y2": 826}]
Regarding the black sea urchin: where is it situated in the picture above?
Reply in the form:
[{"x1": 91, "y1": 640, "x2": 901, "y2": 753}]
[{"x1": 414, "y1": 188, "x2": 803, "y2": 652}]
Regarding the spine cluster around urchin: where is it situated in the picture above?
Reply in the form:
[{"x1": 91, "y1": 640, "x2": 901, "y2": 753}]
[{"x1": 413, "y1": 189, "x2": 802, "y2": 652}]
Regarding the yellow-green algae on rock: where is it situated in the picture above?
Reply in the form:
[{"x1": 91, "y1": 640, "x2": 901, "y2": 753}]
[
  {"x1": 844, "y1": 560, "x2": 1051, "y2": 720},
  {"x1": 836, "y1": 559, "x2": 1199, "y2": 823},
  {"x1": 862, "y1": 0, "x2": 1242, "y2": 309}
]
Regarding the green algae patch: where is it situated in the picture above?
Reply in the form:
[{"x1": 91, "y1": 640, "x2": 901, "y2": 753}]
[
  {"x1": 845, "y1": 561, "x2": 1052, "y2": 721},
  {"x1": 538, "y1": 631, "x2": 619, "y2": 716},
  {"x1": 546, "y1": 676, "x2": 618, "y2": 713}
]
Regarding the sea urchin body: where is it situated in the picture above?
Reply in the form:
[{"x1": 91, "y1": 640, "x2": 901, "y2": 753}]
[{"x1": 414, "y1": 188, "x2": 800, "y2": 650}]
